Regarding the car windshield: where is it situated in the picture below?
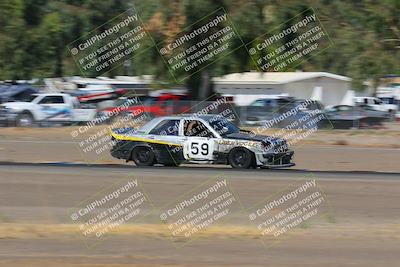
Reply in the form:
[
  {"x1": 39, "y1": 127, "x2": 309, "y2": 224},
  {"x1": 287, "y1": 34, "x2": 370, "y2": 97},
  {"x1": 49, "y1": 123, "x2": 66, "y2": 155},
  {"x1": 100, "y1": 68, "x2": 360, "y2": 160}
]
[
  {"x1": 250, "y1": 100, "x2": 267, "y2": 106},
  {"x1": 143, "y1": 97, "x2": 157, "y2": 105},
  {"x1": 26, "y1": 95, "x2": 38, "y2": 102},
  {"x1": 380, "y1": 98, "x2": 394, "y2": 104},
  {"x1": 205, "y1": 116, "x2": 240, "y2": 136}
]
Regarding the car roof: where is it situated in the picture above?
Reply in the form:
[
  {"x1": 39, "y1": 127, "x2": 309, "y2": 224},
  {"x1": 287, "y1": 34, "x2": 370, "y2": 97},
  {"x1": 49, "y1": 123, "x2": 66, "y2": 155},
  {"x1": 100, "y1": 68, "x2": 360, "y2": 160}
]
[
  {"x1": 138, "y1": 114, "x2": 224, "y2": 134},
  {"x1": 155, "y1": 114, "x2": 222, "y2": 120}
]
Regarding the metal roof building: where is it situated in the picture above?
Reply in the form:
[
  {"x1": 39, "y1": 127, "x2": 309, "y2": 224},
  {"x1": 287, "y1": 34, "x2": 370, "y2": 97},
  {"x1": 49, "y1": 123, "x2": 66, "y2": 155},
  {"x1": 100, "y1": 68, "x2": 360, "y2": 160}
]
[{"x1": 212, "y1": 72, "x2": 352, "y2": 106}]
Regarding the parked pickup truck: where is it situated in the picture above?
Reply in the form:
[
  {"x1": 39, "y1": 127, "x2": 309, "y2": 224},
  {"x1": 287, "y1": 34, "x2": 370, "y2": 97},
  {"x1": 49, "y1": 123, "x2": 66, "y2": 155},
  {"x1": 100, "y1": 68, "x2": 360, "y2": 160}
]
[
  {"x1": 354, "y1": 96, "x2": 398, "y2": 116},
  {"x1": 0, "y1": 93, "x2": 98, "y2": 127}
]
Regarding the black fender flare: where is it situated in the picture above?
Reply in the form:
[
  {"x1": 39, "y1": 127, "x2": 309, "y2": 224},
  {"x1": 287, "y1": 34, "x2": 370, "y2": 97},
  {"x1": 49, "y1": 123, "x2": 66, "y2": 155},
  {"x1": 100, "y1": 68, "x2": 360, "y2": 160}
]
[{"x1": 129, "y1": 142, "x2": 155, "y2": 161}]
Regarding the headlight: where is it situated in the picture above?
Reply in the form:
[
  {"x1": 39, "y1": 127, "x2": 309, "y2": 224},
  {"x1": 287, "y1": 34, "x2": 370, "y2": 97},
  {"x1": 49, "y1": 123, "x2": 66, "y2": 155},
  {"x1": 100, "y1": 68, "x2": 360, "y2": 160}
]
[
  {"x1": 0, "y1": 106, "x2": 10, "y2": 113},
  {"x1": 254, "y1": 142, "x2": 264, "y2": 151},
  {"x1": 273, "y1": 139, "x2": 289, "y2": 153},
  {"x1": 3, "y1": 106, "x2": 18, "y2": 112},
  {"x1": 261, "y1": 140, "x2": 274, "y2": 151}
]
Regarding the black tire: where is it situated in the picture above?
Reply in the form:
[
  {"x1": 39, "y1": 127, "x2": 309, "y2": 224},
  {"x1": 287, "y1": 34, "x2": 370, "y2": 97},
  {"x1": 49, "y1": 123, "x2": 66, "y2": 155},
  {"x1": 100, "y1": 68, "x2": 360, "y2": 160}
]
[
  {"x1": 228, "y1": 147, "x2": 255, "y2": 169},
  {"x1": 16, "y1": 112, "x2": 35, "y2": 127},
  {"x1": 131, "y1": 146, "x2": 155, "y2": 166}
]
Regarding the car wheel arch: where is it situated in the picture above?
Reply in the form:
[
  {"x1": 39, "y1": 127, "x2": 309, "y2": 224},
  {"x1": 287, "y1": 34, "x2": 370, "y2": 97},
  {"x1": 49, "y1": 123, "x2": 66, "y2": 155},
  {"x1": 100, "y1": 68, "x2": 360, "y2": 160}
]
[
  {"x1": 227, "y1": 146, "x2": 257, "y2": 168},
  {"x1": 129, "y1": 143, "x2": 154, "y2": 160},
  {"x1": 130, "y1": 143, "x2": 157, "y2": 166},
  {"x1": 16, "y1": 110, "x2": 36, "y2": 126},
  {"x1": 20, "y1": 110, "x2": 34, "y2": 117}
]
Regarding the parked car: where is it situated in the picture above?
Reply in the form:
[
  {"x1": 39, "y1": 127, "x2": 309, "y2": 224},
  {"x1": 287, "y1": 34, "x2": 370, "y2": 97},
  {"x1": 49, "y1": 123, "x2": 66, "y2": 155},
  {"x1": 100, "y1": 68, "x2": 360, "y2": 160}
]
[
  {"x1": 245, "y1": 97, "x2": 294, "y2": 126},
  {"x1": 324, "y1": 105, "x2": 388, "y2": 129},
  {"x1": 354, "y1": 96, "x2": 398, "y2": 116},
  {"x1": 0, "y1": 93, "x2": 98, "y2": 127},
  {"x1": 244, "y1": 97, "x2": 325, "y2": 128},
  {"x1": 293, "y1": 99, "x2": 325, "y2": 113}
]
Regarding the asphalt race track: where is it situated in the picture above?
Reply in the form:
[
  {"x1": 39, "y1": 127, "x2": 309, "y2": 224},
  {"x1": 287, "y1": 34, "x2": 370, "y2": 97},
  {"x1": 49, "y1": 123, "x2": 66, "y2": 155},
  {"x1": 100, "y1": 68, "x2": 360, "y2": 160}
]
[{"x1": 0, "y1": 163, "x2": 399, "y2": 267}]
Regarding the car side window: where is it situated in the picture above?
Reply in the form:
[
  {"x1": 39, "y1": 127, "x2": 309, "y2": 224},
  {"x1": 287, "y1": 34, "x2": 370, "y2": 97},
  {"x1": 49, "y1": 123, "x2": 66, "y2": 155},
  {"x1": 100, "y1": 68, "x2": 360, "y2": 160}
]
[
  {"x1": 251, "y1": 100, "x2": 265, "y2": 107},
  {"x1": 362, "y1": 105, "x2": 374, "y2": 111},
  {"x1": 149, "y1": 119, "x2": 180, "y2": 135},
  {"x1": 337, "y1": 106, "x2": 352, "y2": 111},
  {"x1": 184, "y1": 120, "x2": 215, "y2": 138},
  {"x1": 374, "y1": 99, "x2": 381, "y2": 105},
  {"x1": 38, "y1": 96, "x2": 65, "y2": 104}
]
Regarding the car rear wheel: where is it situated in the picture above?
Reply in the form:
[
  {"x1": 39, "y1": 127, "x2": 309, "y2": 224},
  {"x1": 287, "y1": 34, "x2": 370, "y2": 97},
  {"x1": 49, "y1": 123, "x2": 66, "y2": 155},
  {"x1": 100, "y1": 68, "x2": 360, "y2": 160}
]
[
  {"x1": 131, "y1": 146, "x2": 155, "y2": 166},
  {"x1": 228, "y1": 148, "x2": 255, "y2": 169}
]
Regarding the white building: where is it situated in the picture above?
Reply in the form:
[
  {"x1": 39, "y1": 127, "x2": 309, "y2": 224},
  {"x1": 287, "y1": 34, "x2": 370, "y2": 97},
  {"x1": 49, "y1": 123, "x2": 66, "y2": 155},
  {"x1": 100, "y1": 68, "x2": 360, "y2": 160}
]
[{"x1": 213, "y1": 72, "x2": 352, "y2": 106}]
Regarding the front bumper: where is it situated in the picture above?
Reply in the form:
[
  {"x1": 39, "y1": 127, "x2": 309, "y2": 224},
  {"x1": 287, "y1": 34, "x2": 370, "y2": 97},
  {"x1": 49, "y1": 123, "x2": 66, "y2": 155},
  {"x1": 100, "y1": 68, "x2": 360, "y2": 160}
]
[
  {"x1": 258, "y1": 150, "x2": 295, "y2": 168},
  {"x1": 0, "y1": 109, "x2": 17, "y2": 126}
]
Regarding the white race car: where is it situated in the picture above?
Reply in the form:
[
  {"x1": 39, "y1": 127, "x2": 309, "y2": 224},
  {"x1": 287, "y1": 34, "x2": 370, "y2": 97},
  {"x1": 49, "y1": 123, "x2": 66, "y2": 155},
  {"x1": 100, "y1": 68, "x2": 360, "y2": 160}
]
[{"x1": 110, "y1": 114, "x2": 295, "y2": 169}]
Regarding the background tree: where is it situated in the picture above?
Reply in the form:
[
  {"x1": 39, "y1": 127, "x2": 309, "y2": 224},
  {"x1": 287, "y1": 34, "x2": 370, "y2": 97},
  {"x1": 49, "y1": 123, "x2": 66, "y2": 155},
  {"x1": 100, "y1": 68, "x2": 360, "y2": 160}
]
[{"x1": 0, "y1": 0, "x2": 398, "y2": 95}]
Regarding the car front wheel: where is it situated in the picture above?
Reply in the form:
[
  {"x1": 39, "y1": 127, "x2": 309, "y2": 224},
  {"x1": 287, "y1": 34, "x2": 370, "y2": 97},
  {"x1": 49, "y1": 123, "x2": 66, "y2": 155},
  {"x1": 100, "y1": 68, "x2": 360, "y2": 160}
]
[
  {"x1": 16, "y1": 112, "x2": 35, "y2": 127},
  {"x1": 228, "y1": 148, "x2": 255, "y2": 169},
  {"x1": 131, "y1": 146, "x2": 155, "y2": 166}
]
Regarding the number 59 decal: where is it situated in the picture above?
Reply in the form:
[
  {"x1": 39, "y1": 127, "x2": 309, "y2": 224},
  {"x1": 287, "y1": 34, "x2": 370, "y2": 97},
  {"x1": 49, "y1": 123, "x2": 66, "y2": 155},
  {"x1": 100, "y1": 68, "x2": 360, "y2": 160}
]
[{"x1": 184, "y1": 139, "x2": 214, "y2": 160}]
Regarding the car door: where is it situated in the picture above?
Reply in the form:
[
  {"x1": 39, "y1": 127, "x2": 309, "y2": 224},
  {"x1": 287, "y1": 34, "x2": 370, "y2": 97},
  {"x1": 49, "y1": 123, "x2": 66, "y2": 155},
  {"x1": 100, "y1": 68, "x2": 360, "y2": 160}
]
[
  {"x1": 181, "y1": 119, "x2": 217, "y2": 161},
  {"x1": 145, "y1": 118, "x2": 186, "y2": 162},
  {"x1": 373, "y1": 98, "x2": 385, "y2": 111},
  {"x1": 37, "y1": 95, "x2": 71, "y2": 121},
  {"x1": 70, "y1": 98, "x2": 97, "y2": 122},
  {"x1": 148, "y1": 119, "x2": 185, "y2": 145},
  {"x1": 336, "y1": 105, "x2": 354, "y2": 116}
]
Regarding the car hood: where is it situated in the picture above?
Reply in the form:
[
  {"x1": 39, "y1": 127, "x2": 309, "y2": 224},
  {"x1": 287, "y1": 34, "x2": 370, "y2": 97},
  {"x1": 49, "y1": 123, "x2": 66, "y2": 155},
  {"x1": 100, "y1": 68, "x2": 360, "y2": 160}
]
[
  {"x1": 2, "y1": 102, "x2": 37, "y2": 110},
  {"x1": 111, "y1": 127, "x2": 137, "y2": 135},
  {"x1": 223, "y1": 132, "x2": 285, "y2": 144}
]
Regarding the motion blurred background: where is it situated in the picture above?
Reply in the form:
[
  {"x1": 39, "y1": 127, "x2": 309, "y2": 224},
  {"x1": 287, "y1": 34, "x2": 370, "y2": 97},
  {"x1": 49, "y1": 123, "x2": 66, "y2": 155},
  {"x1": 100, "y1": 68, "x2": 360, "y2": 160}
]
[
  {"x1": 0, "y1": 0, "x2": 399, "y2": 132},
  {"x1": 1, "y1": 2, "x2": 400, "y2": 267},
  {"x1": 0, "y1": 0, "x2": 399, "y2": 96}
]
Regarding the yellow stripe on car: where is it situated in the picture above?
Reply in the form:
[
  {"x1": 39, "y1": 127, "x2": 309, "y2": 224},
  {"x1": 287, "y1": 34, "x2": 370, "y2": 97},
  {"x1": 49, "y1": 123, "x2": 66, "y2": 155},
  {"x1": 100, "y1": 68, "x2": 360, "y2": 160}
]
[{"x1": 110, "y1": 131, "x2": 182, "y2": 147}]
